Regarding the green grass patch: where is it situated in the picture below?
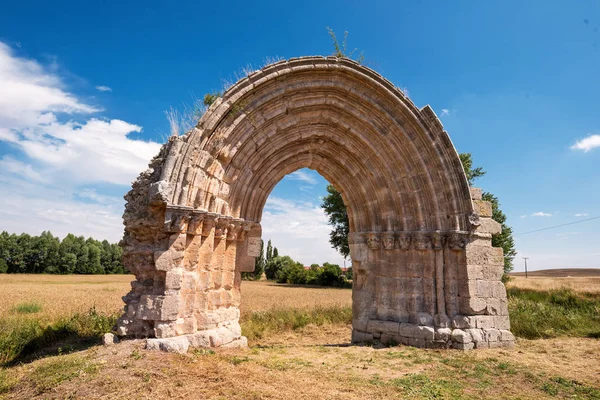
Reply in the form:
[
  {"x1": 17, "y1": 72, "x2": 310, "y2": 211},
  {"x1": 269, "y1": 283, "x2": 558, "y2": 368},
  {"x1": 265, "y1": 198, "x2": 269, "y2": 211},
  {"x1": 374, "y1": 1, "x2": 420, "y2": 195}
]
[
  {"x1": 241, "y1": 305, "x2": 352, "y2": 340},
  {"x1": 12, "y1": 302, "x2": 42, "y2": 314},
  {"x1": 0, "y1": 307, "x2": 118, "y2": 365},
  {"x1": 29, "y1": 353, "x2": 99, "y2": 393},
  {"x1": 508, "y1": 287, "x2": 600, "y2": 339}
]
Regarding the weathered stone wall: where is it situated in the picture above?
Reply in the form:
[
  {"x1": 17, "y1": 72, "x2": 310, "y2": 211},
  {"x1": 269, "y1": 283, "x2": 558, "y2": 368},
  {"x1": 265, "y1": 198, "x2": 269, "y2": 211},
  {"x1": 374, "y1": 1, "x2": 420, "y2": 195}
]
[{"x1": 116, "y1": 56, "x2": 514, "y2": 351}]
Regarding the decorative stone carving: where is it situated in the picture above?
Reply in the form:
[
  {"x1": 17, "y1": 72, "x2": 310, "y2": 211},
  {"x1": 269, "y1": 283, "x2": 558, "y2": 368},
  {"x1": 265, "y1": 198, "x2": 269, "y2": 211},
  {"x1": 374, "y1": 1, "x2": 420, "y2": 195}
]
[
  {"x1": 397, "y1": 233, "x2": 411, "y2": 250},
  {"x1": 432, "y1": 232, "x2": 444, "y2": 250},
  {"x1": 448, "y1": 232, "x2": 467, "y2": 251},
  {"x1": 366, "y1": 232, "x2": 381, "y2": 250},
  {"x1": 116, "y1": 56, "x2": 513, "y2": 352},
  {"x1": 382, "y1": 232, "x2": 395, "y2": 250},
  {"x1": 201, "y1": 213, "x2": 218, "y2": 237},
  {"x1": 413, "y1": 232, "x2": 431, "y2": 250}
]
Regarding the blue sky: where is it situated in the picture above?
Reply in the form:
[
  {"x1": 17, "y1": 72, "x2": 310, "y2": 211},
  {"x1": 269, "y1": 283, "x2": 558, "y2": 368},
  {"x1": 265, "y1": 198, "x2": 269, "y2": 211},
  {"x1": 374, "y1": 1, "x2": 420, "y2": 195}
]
[{"x1": 0, "y1": 1, "x2": 599, "y2": 270}]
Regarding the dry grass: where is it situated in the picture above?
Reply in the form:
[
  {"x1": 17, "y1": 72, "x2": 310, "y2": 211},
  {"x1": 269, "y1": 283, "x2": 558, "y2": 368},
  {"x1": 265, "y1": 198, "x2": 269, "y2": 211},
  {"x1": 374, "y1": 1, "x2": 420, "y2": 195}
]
[
  {"x1": 3, "y1": 325, "x2": 599, "y2": 399},
  {"x1": 508, "y1": 276, "x2": 600, "y2": 294},
  {"x1": 1, "y1": 274, "x2": 600, "y2": 399}
]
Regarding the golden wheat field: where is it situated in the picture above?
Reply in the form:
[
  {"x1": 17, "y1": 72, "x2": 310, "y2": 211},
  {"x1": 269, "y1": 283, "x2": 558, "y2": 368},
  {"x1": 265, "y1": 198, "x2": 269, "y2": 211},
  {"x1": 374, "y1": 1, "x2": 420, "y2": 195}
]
[{"x1": 0, "y1": 274, "x2": 353, "y2": 320}]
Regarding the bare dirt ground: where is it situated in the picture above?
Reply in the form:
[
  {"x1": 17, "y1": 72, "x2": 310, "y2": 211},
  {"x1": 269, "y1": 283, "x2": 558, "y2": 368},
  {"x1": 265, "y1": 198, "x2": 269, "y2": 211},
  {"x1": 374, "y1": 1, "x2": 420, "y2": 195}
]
[{"x1": 3, "y1": 325, "x2": 599, "y2": 399}]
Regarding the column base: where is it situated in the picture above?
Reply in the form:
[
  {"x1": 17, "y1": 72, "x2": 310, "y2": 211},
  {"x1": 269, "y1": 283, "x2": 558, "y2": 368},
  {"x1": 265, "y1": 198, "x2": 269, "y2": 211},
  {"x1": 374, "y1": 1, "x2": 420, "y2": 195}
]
[
  {"x1": 352, "y1": 320, "x2": 515, "y2": 350},
  {"x1": 145, "y1": 326, "x2": 247, "y2": 353}
]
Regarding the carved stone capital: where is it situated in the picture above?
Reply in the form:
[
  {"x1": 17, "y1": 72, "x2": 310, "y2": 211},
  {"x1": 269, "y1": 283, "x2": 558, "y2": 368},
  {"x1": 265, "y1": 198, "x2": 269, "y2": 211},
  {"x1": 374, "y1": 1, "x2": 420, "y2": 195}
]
[
  {"x1": 432, "y1": 232, "x2": 445, "y2": 250},
  {"x1": 214, "y1": 216, "x2": 232, "y2": 240},
  {"x1": 201, "y1": 213, "x2": 219, "y2": 237},
  {"x1": 382, "y1": 232, "x2": 395, "y2": 250},
  {"x1": 226, "y1": 218, "x2": 244, "y2": 241},
  {"x1": 366, "y1": 232, "x2": 381, "y2": 250},
  {"x1": 397, "y1": 233, "x2": 411, "y2": 250},
  {"x1": 447, "y1": 232, "x2": 467, "y2": 251},
  {"x1": 164, "y1": 206, "x2": 191, "y2": 233},
  {"x1": 187, "y1": 210, "x2": 206, "y2": 235},
  {"x1": 412, "y1": 232, "x2": 431, "y2": 251}
]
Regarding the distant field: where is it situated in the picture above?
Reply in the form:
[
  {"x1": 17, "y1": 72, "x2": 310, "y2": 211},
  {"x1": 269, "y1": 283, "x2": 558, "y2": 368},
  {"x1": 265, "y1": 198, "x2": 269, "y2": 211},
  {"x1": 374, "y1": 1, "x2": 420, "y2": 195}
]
[
  {"x1": 510, "y1": 268, "x2": 600, "y2": 277},
  {"x1": 0, "y1": 275, "x2": 352, "y2": 321}
]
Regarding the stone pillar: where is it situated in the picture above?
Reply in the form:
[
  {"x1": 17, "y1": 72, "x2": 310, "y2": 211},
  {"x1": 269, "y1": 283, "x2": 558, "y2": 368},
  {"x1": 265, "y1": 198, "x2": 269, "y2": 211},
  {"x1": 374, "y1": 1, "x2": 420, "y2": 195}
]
[
  {"x1": 350, "y1": 188, "x2": 515, "y2": 349},
  {"x1": 117, "y1": 205, "x2": 254, "y2": 352}
]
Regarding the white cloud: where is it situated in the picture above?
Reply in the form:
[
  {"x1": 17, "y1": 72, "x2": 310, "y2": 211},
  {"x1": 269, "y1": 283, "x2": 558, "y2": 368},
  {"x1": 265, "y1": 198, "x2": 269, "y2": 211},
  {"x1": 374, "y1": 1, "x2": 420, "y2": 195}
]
[
  {"x1": 96, "y1": 85, "x2": 112, "y2": 92},
  {"x1": 0, "y1": 42, "x2": 161, "y2": 186},
  {"x1": 531, "y1": 212, "x2": 552, "y2": 217},
  {"x1": 571, "y1": 134, "x2": 600, "y2": 152},
  {"x1": 261, "y1": 196, "x2": 345, "y2": 266},
  {"x1": 520, "y1": 215, "x2": 528, "y2": 219},
  {"x1": 574, "y1": 213, "x2": 589, "y2": 217},
  {"x1": 0, "y1": 41, "x2": 162, "y2": 242},
  {"x1": 440, "y1": 109, "x2": 450, "y2": 116},
  {"x1": 287, "y1": 170, "x2": 317, "y2": 185}
]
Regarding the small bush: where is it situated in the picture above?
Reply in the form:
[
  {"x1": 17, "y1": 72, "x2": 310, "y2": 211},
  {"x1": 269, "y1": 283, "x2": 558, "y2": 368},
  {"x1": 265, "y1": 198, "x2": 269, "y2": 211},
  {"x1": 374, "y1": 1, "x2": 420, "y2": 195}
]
[{"x1": 12, "y1": 302, "x2": 42, "y2": 314}]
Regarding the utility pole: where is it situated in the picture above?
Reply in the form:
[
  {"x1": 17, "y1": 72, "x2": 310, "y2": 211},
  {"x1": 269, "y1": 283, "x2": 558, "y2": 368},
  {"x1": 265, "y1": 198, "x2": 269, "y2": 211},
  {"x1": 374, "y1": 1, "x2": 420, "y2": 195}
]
[{"x1": 522, "y1": 257, "x2": 529, "y2": 278}]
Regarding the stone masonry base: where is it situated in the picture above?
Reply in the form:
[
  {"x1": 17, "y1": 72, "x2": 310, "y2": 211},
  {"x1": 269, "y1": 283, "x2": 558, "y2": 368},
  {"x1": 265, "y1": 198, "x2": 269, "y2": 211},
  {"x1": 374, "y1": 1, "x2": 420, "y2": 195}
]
[
  {"x1": 353, "y1": 319, "x2": 515, "y2": 350},
  {"x1": 145, "y1": 325, "x2": 247, "y2": 353}
]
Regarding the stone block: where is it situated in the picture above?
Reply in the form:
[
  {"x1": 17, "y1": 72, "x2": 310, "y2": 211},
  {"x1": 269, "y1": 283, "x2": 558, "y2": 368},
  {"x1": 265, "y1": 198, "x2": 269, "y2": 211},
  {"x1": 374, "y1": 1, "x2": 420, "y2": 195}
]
[
  {"x1": 476, "y1": 218, "x2": 502, "y2": 235},
  {"x1": 482, "y1": 328, "x2": 501, "y2": 342},
  {"x1": 102, "y1": 333, "x2": 119, "y2": 346},
  {"x1": 452, "y1": 315, "x2": 475, "y2": 329},
  {"x1": 499, "y1": 330, "x2": 515, "y2": 342},
  {"x1": 410, "y1": 312, "x2": 434, "y2": 326},
  {"x1": 165, "y1": 270, "x2": 183, "y2": 290},
  {"x1": 367, "y1": 319, "x2": 400, "y2": 335},
  {"x1": 453, "y1": 341, "x2": 474, "y2": 350},
  {"x1": 434, "y1": 314, "x2": 450, "y2": 328},
  {"x1": 434, "y1": 328, "x2": 452, "y2": 341},
  {"x1": 451, "y1": 329, "x2": 472, "y2": 344},
  {"x1": 399, "y1": 323, "x2": 435, "y2": 340},
  {"x1": 473, "y1": 316, "x2": 495, "y2": 329},
  {"x1": 466, "y1": 328, "x2": 483, "y2": 343},
  {"x1": 209, "y1": 326, "x2": 237, "y2": 347},
  {"x1": 470, "y1": 187, "x2": 483, "y2": 200},
  {"x1": 459, "y1": 296, "x2": 487, "y2": 314},
  {"x1": 473, "y1": 200, "x2": 492, "y2": 217},
  {"x1": 495, "y1": 316, "x2": 511, "y2": 330},
  {"x1": 146, "y1": 336, "x2": 190, "y2": 353},
  {"x1": 154, "y1": 250, "x2": 184, "y2": 271}
]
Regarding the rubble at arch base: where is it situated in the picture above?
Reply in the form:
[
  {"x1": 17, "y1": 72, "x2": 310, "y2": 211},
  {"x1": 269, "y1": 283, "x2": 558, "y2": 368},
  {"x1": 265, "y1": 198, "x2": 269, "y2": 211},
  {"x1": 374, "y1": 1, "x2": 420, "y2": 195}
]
[{"x1": 115, "y1": 56, "x2": 514, "y2": 351}]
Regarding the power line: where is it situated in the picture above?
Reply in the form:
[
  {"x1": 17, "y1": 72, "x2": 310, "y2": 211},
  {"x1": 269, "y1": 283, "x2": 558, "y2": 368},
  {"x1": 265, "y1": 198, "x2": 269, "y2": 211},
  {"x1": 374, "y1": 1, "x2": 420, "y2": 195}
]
[{"x1": 514, "y1": 215, "x2": 600, "y2": 236}]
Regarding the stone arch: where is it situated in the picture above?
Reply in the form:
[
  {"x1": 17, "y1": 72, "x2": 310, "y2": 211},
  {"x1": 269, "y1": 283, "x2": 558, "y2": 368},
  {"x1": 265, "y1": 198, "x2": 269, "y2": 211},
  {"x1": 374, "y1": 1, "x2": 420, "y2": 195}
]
[{"x1": 117, "y1": 57, "x2": 514, "y2": 351}]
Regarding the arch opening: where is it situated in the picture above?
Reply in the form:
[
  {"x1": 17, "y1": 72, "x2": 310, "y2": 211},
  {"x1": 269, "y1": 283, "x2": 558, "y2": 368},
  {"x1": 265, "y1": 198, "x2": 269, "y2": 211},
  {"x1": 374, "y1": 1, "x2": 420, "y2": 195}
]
[{"x1": 117, "y1": 57, "x2": 514, "y2": 351}]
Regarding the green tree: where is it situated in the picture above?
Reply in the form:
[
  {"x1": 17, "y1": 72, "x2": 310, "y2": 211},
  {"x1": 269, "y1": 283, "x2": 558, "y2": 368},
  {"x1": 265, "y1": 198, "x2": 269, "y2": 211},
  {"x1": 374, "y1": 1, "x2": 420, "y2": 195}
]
[
  {"x1": 320, "y1": 184, "x2": 350, "y2": 259},
  {"x1": 459, "y1": 153, "x2": 486, "y2": 185},
  {"x1": 273, "y1": 247, "x2": 279, "y2": 258},
  {"x1": 483, "y1": 192, "x2": 516, "y2": 275},
  {"x1": 266, "y1": 239, "x2": 273, "y2": 262}
]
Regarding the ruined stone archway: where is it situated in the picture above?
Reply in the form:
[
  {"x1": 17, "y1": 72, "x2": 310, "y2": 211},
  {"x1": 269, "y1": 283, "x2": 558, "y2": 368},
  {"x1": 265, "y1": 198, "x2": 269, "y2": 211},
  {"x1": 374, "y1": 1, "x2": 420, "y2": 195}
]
[{"x1": 117, "y1": 57, "x2": 514, "y2": 351}]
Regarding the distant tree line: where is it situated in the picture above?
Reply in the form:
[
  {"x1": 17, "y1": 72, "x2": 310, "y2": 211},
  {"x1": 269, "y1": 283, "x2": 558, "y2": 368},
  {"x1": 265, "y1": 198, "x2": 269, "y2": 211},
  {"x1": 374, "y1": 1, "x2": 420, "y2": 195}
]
[
  {"x1": 0, "y1": 231, "x2": 126, "y2": 274},
  {"x1": 242, "y1": 239, "x2": 352, "y2": 288}
]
